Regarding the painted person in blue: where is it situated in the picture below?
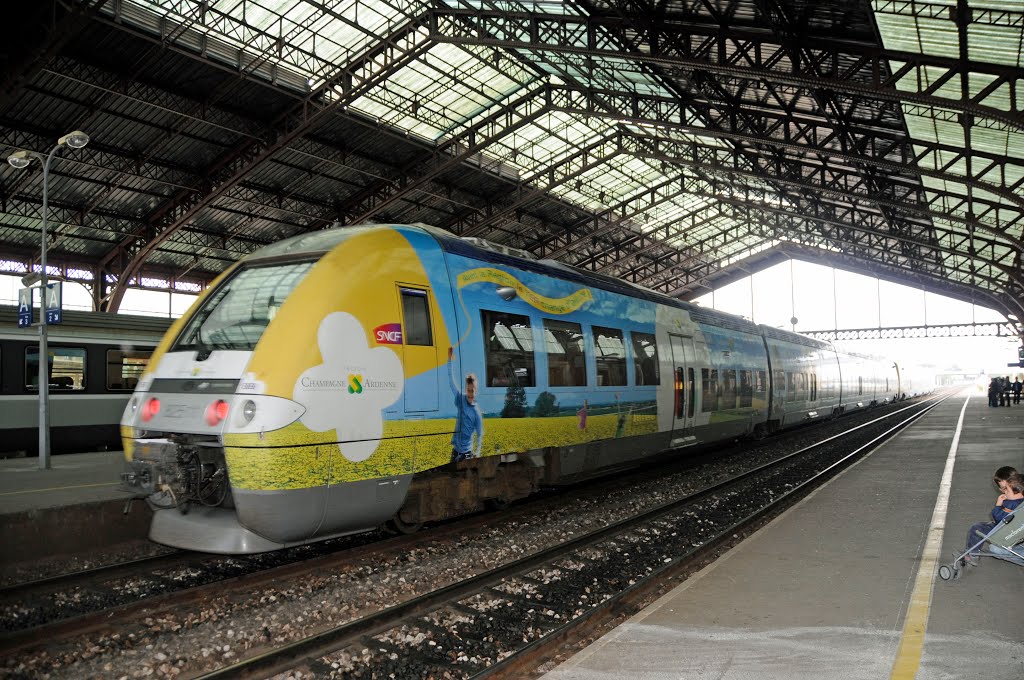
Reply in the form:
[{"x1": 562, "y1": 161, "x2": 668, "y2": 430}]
[{"x1": 448, "y1": 346, "x2": 483, "y2": 463}]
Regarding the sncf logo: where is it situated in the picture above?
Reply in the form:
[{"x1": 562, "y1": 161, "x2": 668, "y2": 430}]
[
  {"x1": 348, "y1": 374, "x2": 363, "y2": 394},
  {"x1": 373, "y1": 323, "x2": 403, "y2": 345}
]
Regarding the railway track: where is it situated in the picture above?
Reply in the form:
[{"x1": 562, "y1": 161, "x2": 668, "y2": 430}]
[
  {"x1": 0, "y1": 395, "x2": 945, "y2": 677},
  {"x1": 197, "y1": 395, "x2": 946, "y2": 678}
]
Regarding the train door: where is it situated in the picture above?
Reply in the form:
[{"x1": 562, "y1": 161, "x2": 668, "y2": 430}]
[
  {"x1": 397, "y1": 286, "x2": 439, "y2": 413},
  {"x1": 669, "y1": 334, "x2": 697, "y2": 447}
]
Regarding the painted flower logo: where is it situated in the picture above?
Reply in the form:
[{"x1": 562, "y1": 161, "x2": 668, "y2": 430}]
[{"x1": 293, "y1": 312, "x2": 403, "y2": 462}]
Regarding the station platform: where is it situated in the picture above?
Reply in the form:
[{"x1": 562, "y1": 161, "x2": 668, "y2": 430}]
[
  {"x1": 545, "y1": 389, "x2": 1024, "y2": 680},
  {"x1": 0, "y1": 451, "x2": 151, "y2": 565}
]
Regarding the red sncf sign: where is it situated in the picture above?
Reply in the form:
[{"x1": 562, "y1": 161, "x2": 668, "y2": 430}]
[{"x1": 373, "y1": 323, "x2": 403, "y2": 344}]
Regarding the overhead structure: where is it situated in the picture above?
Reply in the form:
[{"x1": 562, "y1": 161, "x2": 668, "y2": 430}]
[{"x1": 1, "y1": 0, "x2": 1021, "y2": 338}]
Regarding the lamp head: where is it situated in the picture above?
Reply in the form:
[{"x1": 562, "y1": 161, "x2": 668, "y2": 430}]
[
  {"x1": 7, "y1": 150, "x2": 33, "y2": 169},
  {"x1": 59, "y1": 130, "x2": 89, "y2": 149}
]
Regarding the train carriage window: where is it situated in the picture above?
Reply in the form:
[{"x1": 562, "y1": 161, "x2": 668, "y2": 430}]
[
  {"x1": 773, "y1": 370, "x2": 785, "y2": 400},
  {"x1": 400, "y1": 288, "x2": 433, "y2": 346},
  {"x1": 630, "y1": 332, "x2": 660, "y2": 386},
  {"x1": 106, "y1": 350, "x2": 152, "y2": 390},
  {"x1": 543, "y1": 319, "x2": 586, "y2": 387},
  {"x1": 26, "y1": 347, "x2": 86, "y2": 391},
  {"x1": 688, "y1": 368, "x2": 695, "y2": 418},
  {"x1": 721, "y1": 370, "x2": 737, "y2": 409},
  {"x1": 701, "y1": 368, "x2": 718, "y2": 412},
  {"x1": 858, "y1": 376, "x2": 863, "y2": 395},
  {"x1": 482, "y1": 310, "x2": 536, "y2": 387},
  {"x1": 592, "y1": 326, "x2": 627, "y2": 386},
  {"x1": 811, "y1": 373, "x2": 818, "y2": 401},
  {"x1": 739, "y1": 370, "x2": 753, "y2": 408},
  {"x1": 674, "y1": 368, "x2": 685, "y2": 418},
  {"x1": 755, "y1": 370, "x2": 767, "y2": 403},
  {"x1": 785, "y1": 372, "x2": 797, "y2": 402}
]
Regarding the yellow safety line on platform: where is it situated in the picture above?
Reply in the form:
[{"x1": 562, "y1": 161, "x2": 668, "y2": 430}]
[
  {"x1": 889, "y1": 395, "x2": 970, "y2": 680},
  {"x1": 0, "y1": 482, "x2": 118, "y2": 496}
]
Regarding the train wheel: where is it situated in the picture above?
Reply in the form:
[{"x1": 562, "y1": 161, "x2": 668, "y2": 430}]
[
  {"x1": 486, "y1": 496, "x2": 511, "y2": 511},
  {"x1": 386, "y1": 514, "x2": 423, "y2": 535}
]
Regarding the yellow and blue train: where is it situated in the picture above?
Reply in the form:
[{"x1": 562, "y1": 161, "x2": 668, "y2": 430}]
[{"x1": 120, "y1": 224, "x2": 926, "y2": 553}]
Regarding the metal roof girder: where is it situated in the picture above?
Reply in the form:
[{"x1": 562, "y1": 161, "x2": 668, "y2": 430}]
[
  {"x1": 96, "y1": 14, "x2": 434, "y2": 310},
  {"x1": 428, "y1": 9, "x2": 1024, "y2": 128},
  {"x1": 457, "y1": 130, "x2": 625, "y2": 239},
  {"x1": 541, "y1": 88, "x2": 1023, "y2": 209},
  {"x1": 340, "y1": 80, "x2": 553, "y2": 226}
]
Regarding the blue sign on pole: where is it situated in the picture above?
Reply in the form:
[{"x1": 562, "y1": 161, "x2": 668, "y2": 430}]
[
  {"x1": 45, "y1": 281, "x2": 62, "y2": 325},
  {"x1": 17, "y1": 288, "x2": 32, "y2": 328}
]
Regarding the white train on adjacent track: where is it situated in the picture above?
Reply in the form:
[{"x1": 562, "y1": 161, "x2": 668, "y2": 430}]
[{"x1": 0, "y1": 306, "x2": 169, "y2": 455}]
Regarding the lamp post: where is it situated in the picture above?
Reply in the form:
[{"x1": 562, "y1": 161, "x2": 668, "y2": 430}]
[{"x1": 7, "y1": 130, "x2": 90, "y2": 470}]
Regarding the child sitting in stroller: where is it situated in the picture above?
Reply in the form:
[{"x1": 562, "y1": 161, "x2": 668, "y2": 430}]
[{"x1": 940, "y1": 467, "x2": 1023, "y2": 580}]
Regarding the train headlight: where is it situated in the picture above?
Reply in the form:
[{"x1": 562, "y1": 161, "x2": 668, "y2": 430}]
[
  {"x1": 205, "y1": 399, "x2": 230, "y2": 426},
  {"x1": 141, "y1": 397, "x2": 160, "y2": 422},
  {"x1": 241, "y1": 400, "x2": 257, "y2": 423}
]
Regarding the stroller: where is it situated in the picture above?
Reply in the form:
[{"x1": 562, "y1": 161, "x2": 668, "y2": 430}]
[{"x1": 939, "y1": 506, "x2": 1023, "y2": 581}]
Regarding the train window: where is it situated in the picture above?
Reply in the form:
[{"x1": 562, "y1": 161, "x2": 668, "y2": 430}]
[
  {"x1": 674, "y1": 368, "x2": 685, "y2": 418},
  {"x1": 400, "y1": 288, "x2": 433, "y2": 346},
  {"x1": 739, "y1": 370, "x2": 753, "y2": 408},
  {"x1": 858, "y1": 376, "x2": 863, "y2": 395},
  {"x1": 701, "y1": 368, "x2": 718, "y2": 412},
  {"x1": 755, "y1": 370, "x2": 767, "y2": 403},
  {"x1": 688, "y1": 368, "x2": 695, "y2": 418},
  {"x1": 785, "y1": 372, "x2": 797, "y2": 402},
  {"x1": 721, "y1": 370, "x2": 737, "y2": 409},
  {"x1": 543, "y1": 319, "x2": 586, "y2": 387},
  {"x1": 631, "y1": 332, "x2": 660, "y2": 386},
  {"x1": 482, "y1": 310, "x2": 536, "y2": 387},
  {"x1": 172, "y1": 260, "x2": 315, "y2": 352},
  {"x1": 106, "y1": 350, "x2": 152, "y2": 390},
  {"x1": 26, "y1": 347, "x2": 86, "y2": 391},
  {"x1": 592, "y1": 326, "x2": 627, "y2": 386},
  {"x1": 810, "y1": 373, "x2": 818, "y2": 401}
]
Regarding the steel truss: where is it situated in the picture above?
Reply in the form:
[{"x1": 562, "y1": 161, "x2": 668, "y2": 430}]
[{"x1": 803, "y1": 323, "x2": 1018, "y2": 341}]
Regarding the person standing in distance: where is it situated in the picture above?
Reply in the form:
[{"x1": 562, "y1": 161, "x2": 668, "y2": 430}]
[{"x1": 448, "y1": 346, "x2": 483, "y2": 463}]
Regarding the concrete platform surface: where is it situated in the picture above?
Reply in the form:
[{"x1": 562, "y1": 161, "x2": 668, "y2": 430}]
[
  {"x1": 0, "y1": 451, "x2": 151, "y2": 564},
  {"x1": 544, "y1": 391, "x2": 1024, "y2": 680}
]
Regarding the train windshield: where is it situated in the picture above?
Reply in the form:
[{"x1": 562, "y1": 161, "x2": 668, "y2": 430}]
[{"x1": 172, "y1": 260, "x2": 315, "y2": 352}]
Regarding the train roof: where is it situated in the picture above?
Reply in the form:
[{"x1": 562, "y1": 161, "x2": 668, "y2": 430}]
[{"x1": 0, "y1": 305, "x2": 172, "y2": 342}]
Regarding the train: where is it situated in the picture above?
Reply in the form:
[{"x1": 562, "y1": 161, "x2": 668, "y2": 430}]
[
  {"x1": 0, "y1": 306, "x2": 170, "y2": 455},
  {"x1": 118, "y1": 223, "x2": 931, "y2": 554}
]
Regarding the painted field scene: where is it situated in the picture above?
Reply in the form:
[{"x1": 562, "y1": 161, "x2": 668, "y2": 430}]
[{"x1": 223, "y1": 406, "x2": 658, "y2": 490}]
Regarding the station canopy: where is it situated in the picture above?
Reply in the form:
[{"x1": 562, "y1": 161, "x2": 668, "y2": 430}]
[{"x1": 1, "y1": 0, "x2": 1022, "y2": 334}]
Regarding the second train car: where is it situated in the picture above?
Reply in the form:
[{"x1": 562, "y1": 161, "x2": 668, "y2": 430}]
[{"x1": 119, "y1": 224, "x2": 920, "y2": 553}]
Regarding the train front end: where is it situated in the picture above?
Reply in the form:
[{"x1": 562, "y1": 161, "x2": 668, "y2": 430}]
[{"x1": 120, "y1": 225, "x2": 451, "y2": 554}]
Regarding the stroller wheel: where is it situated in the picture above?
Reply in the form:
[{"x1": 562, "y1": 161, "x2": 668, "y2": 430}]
[{"x1": 938, "y1": 564, "x2": 952, "y2": 580}]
